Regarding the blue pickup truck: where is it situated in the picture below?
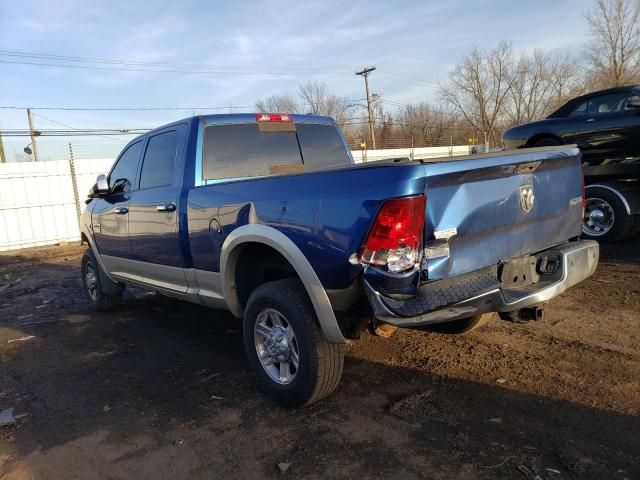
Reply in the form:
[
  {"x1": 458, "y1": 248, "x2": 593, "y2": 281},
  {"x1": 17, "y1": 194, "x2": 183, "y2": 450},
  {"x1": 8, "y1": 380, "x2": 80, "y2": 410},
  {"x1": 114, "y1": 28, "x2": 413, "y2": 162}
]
[{"x1": 81, "y1": 113, "x2": 599, "y2": 407}]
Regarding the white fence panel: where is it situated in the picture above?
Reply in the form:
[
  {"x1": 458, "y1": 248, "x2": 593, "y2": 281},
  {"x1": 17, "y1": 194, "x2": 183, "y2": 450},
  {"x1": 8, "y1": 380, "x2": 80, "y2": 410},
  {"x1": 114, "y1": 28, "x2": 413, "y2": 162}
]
[
  {"x1": 351, "y1": 145, "x2": 478, "y2": 163},
  {"x1": 0, "y1": 158, "x2": 114, "y2": 251}
]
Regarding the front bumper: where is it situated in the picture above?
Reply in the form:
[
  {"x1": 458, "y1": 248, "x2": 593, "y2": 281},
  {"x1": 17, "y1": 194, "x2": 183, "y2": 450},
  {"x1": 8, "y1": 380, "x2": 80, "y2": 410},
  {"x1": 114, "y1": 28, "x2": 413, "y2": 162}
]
[{"x1": 364, "y1": 240, "x2": 599, "y2": 327}]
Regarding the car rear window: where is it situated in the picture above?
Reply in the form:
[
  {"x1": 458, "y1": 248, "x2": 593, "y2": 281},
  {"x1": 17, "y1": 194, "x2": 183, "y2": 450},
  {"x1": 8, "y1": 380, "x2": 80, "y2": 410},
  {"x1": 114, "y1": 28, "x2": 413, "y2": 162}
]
[{"x1": 202, "y1": 122, "x2": 349, "y2": 181}]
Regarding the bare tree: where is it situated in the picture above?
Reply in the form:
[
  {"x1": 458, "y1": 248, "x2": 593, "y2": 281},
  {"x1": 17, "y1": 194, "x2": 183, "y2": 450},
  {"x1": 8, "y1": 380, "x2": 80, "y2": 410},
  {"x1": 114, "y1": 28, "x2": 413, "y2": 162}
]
[
  {"x1": 439, "y1": 41, "x2": 516, "y2": 147},
  {"x1": 297, "y1": 81, "x2": 355, "y2": 126},
  {"x1": 255, "y1": 94, "x2": 300, "y2": 113},
  {"x1": 398, "y1": 103, "x2": 458, "y2": 146},
  {"x1": 506, "y1": 50, "x2": 581, "y2": 124},
  {"x1": 585, "y1": 0, "x2": 640, "y2": 88}
]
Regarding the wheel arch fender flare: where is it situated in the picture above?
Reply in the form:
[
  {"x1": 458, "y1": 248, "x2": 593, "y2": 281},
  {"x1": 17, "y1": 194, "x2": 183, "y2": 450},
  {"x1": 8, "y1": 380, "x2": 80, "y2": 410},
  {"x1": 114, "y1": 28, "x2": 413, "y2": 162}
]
[
  {"x1": 525, "y1": 133, "x2": 563, "y2": 147},
  {"x1": 585, "y1": 183, "x2": 639, "y2": 215},
  {"x1": 220, "y1": 224, "x2": 345, "y2": 344},
  {"x1": 80, "y1": 224, "x2": 123, "y2": 295}
]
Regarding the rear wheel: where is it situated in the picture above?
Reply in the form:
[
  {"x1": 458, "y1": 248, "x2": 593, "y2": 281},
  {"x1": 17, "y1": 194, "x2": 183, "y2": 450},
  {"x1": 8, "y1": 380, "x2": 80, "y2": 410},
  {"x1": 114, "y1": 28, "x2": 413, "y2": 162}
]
[
  {"x1": 582, "y1": 187, "x2": 636, "y2": 242},
  {"x1": 243, "y1": 279, "x2": 344, "y2": 407},
  {"x1": 425, "y1": 313, "x2": 494, "y2": 334}
]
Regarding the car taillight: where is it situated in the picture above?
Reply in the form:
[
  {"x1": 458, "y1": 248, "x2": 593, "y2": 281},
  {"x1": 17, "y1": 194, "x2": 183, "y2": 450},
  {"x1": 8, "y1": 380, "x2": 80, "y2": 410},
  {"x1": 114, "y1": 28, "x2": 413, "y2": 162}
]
[
  {"x1": 359, "y1": 195, "x2": 426, "y2": 273},
  {"x1": 256, "y1": 113, "x2": 293, "y2": 122}
]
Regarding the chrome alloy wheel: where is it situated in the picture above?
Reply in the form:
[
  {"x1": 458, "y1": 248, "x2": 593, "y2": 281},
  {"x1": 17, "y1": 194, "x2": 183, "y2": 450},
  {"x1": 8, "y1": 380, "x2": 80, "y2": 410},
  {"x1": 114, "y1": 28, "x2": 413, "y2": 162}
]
[
  {"x1": 254, "y1": 308, "x2": 300, "y2": 385},
  {"x1": 583, "y1": 197, "x2": 615, "y2": 236},
  {"x1": 84, "y1": 261, "x2": 99, "y2": 300}
]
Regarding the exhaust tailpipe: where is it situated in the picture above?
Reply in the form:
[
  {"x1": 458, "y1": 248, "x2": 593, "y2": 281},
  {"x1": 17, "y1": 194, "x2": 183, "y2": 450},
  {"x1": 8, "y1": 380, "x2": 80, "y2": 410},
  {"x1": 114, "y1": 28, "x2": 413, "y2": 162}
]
[{"x1": 499, "y1": 307, "x2": 544, "y2": 323}]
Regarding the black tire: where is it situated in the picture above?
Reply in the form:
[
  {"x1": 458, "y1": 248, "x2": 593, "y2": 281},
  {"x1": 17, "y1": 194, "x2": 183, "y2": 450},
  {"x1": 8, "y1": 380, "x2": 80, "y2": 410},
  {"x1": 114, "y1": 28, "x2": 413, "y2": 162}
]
[
  {"x1": 532, "y1": 137, "x2": 561, "y2": 147},
  {"x1": 243, "y1": 279, "x2": 344, "y2": 407},
  {"x1": 425, "y1": 313, "x2": 494, "y2": 334},
  {"x1": 582, "y1": 187, "x2": 637, "y2": 243},
  {"x1": 81, "y1": 248, "x2": 123, "y2": 311}
]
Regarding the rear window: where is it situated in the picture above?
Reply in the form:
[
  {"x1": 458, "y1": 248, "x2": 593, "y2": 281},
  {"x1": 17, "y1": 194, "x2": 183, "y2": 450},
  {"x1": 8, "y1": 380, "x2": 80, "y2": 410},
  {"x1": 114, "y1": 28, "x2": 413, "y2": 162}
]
[
  {"x1": 203, "y1": 122, "x2": 349, "y2": 181},
  {"x1": 296, "y1": 123, "x2": 351, "y2": 170}
]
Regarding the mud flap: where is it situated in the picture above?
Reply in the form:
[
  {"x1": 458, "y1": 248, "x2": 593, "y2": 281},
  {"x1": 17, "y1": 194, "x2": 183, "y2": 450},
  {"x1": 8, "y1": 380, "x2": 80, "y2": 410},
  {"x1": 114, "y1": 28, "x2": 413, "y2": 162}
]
[{"x1": 97, "y1": 263, "x2": 124, "y2": 296}]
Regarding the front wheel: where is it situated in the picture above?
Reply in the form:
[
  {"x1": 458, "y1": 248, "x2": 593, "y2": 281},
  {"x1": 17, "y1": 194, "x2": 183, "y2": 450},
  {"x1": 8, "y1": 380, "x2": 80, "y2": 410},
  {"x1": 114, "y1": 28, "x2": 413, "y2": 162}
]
[
  {"x1": 243, "y1": 279, "x2": 344, "y2": 407},
  {"x1": 81, "y1": 249, "x2": 123, "y2": 311}
]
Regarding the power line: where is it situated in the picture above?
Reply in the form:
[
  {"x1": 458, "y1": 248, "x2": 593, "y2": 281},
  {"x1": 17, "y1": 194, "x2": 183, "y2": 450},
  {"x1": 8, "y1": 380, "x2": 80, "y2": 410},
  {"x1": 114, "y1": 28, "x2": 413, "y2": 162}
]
[
  {"x1": 379, "y1": 99, "x2": 408, "y2": 108},
  {"x1": 0, "y1": 129, "x2": 150, "y2": 137},
  {"x1": 0, "y1": 49, "x2": 348, "y2": 72},
  {"x1": 0, "y1": 59, "x2": 319, "y2": 76},
  {"x1": 379, "y1": 69, "x2": 436, "y2": 83},
  {"x1": 0, "y1": 105, "x2": 252, "y2": 111},
  {"x1": 33, "y1": 112, "x2": 129, "y2": 143},
  {"x1": 0, "y1": 58, "x2": 349, "y2": 76},
  {"x1": 376, "y1": 70, "x2": 437, "y2": 87}
]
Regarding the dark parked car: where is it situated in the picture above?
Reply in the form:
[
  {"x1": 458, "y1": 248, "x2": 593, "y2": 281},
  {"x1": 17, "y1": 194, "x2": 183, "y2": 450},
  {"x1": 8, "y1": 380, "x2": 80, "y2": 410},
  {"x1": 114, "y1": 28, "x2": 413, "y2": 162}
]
[{"x1": 502, "y1": 86, "x2": 640, "y2": 242}]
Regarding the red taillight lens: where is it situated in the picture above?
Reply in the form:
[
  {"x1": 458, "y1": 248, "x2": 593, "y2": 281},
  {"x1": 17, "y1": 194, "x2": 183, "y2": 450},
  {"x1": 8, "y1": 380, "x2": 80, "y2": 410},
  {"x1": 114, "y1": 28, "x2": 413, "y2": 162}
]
[
  {"x1": 256, "y1": 113, "x2": 293, "y2": 123},
  {"x1": 359, "y1": 195, "x2": 426, "y2": 272}
]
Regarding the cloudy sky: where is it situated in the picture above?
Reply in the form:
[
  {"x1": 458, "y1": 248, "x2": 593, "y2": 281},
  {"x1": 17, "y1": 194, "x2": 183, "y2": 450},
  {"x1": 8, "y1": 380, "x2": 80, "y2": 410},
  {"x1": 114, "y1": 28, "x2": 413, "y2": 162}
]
[{"x1": 0, "y1": 0, "x2": 590, "y2": 160}]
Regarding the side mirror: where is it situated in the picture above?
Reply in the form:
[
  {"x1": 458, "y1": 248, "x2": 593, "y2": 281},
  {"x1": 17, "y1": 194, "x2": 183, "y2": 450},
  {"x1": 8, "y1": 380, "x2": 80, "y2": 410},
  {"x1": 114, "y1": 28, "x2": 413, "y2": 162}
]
[
  {"x1": 95, "y1": 174, "x2": 110, "y2": 194},
  {"x1": 88, "y1": 174, "x2": 110, "y2": 200},
  {"x1": 626, "y1": 96, "x2": 640, "y2": 109}
]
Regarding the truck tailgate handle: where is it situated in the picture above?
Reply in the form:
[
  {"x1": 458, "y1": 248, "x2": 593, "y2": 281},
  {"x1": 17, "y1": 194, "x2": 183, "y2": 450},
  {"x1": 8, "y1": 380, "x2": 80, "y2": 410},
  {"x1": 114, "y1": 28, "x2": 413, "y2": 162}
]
[
  {"x1": 114, "y1": 207, "x2": 128, "y2": 215},
  {"x1": 156, "y1": 203, "x2": 176, "y2": 212}
]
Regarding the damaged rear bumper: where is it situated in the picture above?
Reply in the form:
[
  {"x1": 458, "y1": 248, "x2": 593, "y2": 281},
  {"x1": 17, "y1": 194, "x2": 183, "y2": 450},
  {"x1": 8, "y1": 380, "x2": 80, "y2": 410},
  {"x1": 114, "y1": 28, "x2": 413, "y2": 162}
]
[{"x1": 364, "y1": 240, "x2": 599, "y2": 328}]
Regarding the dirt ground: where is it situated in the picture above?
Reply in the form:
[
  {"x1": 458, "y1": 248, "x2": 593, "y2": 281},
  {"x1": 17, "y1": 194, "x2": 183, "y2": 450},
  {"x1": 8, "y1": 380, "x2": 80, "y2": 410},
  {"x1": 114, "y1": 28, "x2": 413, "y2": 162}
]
[{"x1": 0, "y1": 238, "x2": 638, "y2": 480}]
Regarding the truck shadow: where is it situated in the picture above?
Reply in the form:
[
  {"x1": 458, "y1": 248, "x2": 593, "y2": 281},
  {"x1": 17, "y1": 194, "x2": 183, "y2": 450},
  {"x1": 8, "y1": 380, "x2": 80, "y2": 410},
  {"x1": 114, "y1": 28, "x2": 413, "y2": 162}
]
[
  {"x1": 599, "y1": 232, "x2": 640, "y2": 263},
  {"x1": 0, "y1": 248, "x2": 639, "y2": 479}
]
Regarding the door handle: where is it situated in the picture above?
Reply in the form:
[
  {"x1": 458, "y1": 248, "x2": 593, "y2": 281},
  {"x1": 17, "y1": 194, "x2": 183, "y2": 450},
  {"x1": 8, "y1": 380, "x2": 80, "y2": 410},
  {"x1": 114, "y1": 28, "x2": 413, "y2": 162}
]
[
  {"x1": 114, "y1": 207, "x2": 128, "y2": 215},
  {"x1": 586, "y1": 118, "x2": 596, "y2": 123},
  {"x1": 156, "y1": 203, "x2": 176, "y2": 212}
]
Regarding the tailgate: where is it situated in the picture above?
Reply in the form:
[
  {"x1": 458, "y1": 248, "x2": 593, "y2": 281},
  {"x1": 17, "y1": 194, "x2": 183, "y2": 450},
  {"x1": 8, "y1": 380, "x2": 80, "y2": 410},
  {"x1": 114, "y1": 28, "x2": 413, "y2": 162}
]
[{"x1": 423, "y1": 147, "x2": 584, "y2": 280}]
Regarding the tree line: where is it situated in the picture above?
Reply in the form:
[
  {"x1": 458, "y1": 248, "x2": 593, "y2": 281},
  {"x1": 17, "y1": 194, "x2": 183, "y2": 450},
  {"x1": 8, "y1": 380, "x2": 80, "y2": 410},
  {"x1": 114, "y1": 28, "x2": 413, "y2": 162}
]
[{"x1": 255, "y1": 0, "x2": 640, "y2": 149}]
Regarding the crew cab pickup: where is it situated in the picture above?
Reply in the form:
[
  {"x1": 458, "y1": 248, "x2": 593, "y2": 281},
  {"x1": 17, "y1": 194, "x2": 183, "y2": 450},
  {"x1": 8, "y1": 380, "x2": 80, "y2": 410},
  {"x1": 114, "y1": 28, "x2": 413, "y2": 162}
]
[{"x1": 81, "y1": 113, "x2": 599, "y2": 407}]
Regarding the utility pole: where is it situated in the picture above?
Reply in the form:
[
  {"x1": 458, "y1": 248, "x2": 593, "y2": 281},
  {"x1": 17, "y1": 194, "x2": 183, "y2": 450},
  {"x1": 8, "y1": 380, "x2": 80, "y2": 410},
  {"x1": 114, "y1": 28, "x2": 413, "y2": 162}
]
[
  {"x1": 68, "y1": 143, "x2": 82, "y2": 232},
  {"x1": 355, "y1": 66, "x2": 376, "y2": 150},
  {"x1": 27, "y1": 108, "x2": 40, "y2": 162},
  {"x1": 0, "y1": 133, "x2": 5, "y2": 163}
]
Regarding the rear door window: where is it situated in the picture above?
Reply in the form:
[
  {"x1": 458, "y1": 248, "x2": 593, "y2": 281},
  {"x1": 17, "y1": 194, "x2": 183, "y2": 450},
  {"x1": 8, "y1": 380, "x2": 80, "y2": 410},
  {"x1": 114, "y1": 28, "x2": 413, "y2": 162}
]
[
  {"x1": 588, "y1": 93, "x2": 635, "y2": 115},
  {"x1": 139, "y1": 130, "x2": 179, "y2": 189}
]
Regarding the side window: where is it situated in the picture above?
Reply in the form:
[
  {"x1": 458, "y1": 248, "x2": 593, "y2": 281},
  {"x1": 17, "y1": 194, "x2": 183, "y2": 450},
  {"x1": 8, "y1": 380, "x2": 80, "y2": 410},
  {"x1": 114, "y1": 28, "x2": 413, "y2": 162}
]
[
  {"x1": 139, "y1": 130, "x2": 179, "y2": 189},
  {"x1": 623, "y1": 94, "x2": 640, "y2": 111},
  {"x1": 588, "y1": 93, "x2": 633, "y2": 115},
  {"x1": 568, "y1": 101, "x2": 588, "y2": 117},
  {"x1": 108, "y1": 141, "x2": 143, "y2": 191}
]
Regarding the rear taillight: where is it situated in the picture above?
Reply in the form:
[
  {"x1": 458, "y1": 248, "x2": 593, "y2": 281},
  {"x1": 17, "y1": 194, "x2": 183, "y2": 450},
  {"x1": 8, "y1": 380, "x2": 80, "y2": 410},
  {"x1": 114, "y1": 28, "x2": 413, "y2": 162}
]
[
  {"x1": 256, "y1": 113, "x2": 292, "y2": 123},
  {"x1": 359, "y1": 195, "x2": 426, "y2": 273}
]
